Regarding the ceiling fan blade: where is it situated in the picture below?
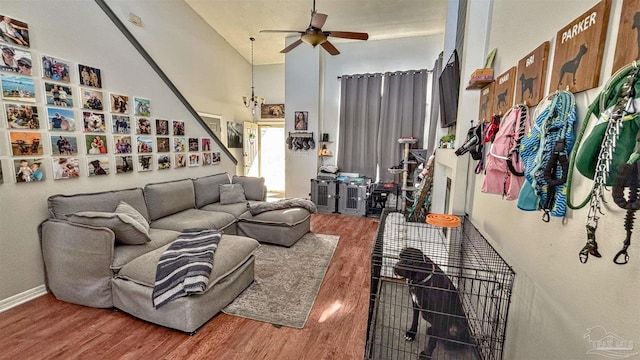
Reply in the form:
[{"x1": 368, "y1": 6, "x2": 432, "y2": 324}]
[
  {"x1": 260, "y1": 30, "x2": 305, "y2": 34},
  {"x1": 280, "y1": 39, "x2": 304, "y2": 54},
  {"x1": 310, "y1": 13, "x2": 328, "y2": 29},
  {"x1": 327, "y1": 31, "x2": 369, "y2": 41},
  {"x1": 321, "y1": 41, "x2": 340, "y2": 56}
]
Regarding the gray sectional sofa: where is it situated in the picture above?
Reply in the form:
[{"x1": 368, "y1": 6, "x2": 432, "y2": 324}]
[{"x1": 39, "y1": 172, "x2": 312, "y2": 333}]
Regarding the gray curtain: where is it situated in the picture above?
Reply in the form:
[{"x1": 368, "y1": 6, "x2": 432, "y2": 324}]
[
  {"x1": 426, "y1": 53, "x2": 444, "y2": 156},
  {"x1": 377, "y1": 70, "x2": 429, "y2": 182},
  {"x1": 337, "y1": 73, "x2": 383, "y2": 177}
]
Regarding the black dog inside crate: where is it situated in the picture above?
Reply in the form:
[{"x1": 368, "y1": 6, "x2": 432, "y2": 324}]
[{"x1": 366, "y1": 210, "x2": 515, "y2": 360}]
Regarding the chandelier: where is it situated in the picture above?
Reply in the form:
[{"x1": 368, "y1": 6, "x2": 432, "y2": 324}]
[{"x1": 243, "y1": 37, "x2": 265, "y2": 115}]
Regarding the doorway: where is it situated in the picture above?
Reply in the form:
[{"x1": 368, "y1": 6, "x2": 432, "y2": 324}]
[{"x1": 259, "y1": 123, "x2": 285, "y2": 199}]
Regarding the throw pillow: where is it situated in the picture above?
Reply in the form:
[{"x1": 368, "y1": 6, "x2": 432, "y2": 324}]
[
  {"x1": 67, "y1": 211, "x2": 151, "y2": 245},
  {"x1": 219, "y1": 183, "x2": 247, "y2": 205},
  {"x1": 115, "y1": 201, "x2": 150, "y2": 233}
]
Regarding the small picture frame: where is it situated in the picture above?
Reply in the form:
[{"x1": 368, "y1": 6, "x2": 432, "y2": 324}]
[
  {"x1": 174, "y1": 153, "x2": 186, "y2": 168},
  {"x1": 0, "y1": 159, "x2": 3, "y2": 184},
  {"x1": 294, "y1": 111, "x2": 308, "y2": 130},
  {"x1": 0, "y1": 45, "x2": 32, "y2": 75},
  {"x1": 201, "y1": 137, "x2": 211, "y2": 152},
  {"x1": 202, "y1": 152, "x2": 212, "y2": 166},
  {"x1": 1, "y1": 73, "x2": 35, "y2": 102},
  {"x1": 157, "y1": 154, "x2": 171, "y2": 170},
  {"x1": 212, "y1": 152, "x2": 221, "y2": 165},
  {"x1": 156, "y1": 119, "x2": 169, "y2": 135},
  {"x1": 115, "y1": 155, "x2": 133, "y2": 174},
  {"x1": 87, "y1": 157, "x2": 109, "y2": 176},
  {"x1": 44, "y1": 82, "x2": 73, "y2": 107},
  {"x1": 136, "y1": 135, "x2": 153, "y2": 153},
  {"x1": 82, "y1": 111, "x2": 107, "y2": 133},
  {"x1": 47, "y1": 107, "x2": 75, "y2": 131},
  {"x1": 109, "y1": 93, "x2": 129, "y2": 114},
  {"x1": 0, "y1": 15, "x2": 31, "y2": 48},
  {"x1": 188, "y1": 137, "x2": 199, "y2": 152},
  {"x1": 137, "y1": 154, "x2": 153, "y2": 172},
  {"x1": 133, "y1": 97, "x2": 150, "y2": 116},
  {"x1": 14, "y1": 157, "x2": 45, "y2": 183},
  {"x1": 112, "y1": 114, "x2": 131, "y2": 134},
  {"x1": 81, "y1": 88, "x2": 104, "y2": 111},
  {"x1": 52, "y1": 157, "x2": 80, "y2": 180},
  {"x1": 5, "y1": 103, "x2": 39, "y2": 129},
  {"x1": 113, "y1": 135, "x2": 132, "y2": 154},
  {"x1": 135, "y1": 117, "x2": 152, "y2": 134},
  {"x1": 156, "y1": 137, "x2": 170, "y2": 153},
  {"x1": 85, "y1": 134, "x2": 108, "y2": 155},
  {"x1": 50, "y1": 135, "x2": 78, "y2": 155},
  {"x1": 188, "y1": 153, "x2": 200, "y2": 167},
  {"x1": 172, "y1": 120, "x2": 185, "y2": 135},
  {"x1": 78, "y1": 64, "x2": 102, "y2": 88},
  {"x1": 173, "y1": 137, "x2": 186, "y2": 152},
  {"x1": 41, "y1": 55, "x2": 71, "y2": 83},
  {"x1": 9, "y1": 131, "x2": 43, "y2": 156}
]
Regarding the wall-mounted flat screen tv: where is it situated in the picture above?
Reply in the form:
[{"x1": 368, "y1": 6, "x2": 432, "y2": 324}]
[{"x1": 439, "y1": 50, "x2": 460, "y2": 128}]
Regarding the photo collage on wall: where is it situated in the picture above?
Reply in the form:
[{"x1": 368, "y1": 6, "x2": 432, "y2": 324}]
[{"x1": 0, "y1": 13, "x2": 221, "y2": 184}]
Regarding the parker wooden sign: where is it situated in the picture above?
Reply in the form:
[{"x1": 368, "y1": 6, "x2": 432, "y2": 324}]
[
  {"x1": 494, "y1": 67, "x2": 516, "y2": 116},
  {"x1": 516, "y1": 42, "x2": 549, "y2": 107},
  {"x1": 550, "y1": 0, "x2": 611, "y2": 93},
  {"x1": 479, "y1": 82, "x2": 495, "y2": 122},
  {"x1": 612, "y1": 0, "x2": 640, "y2": 73}
]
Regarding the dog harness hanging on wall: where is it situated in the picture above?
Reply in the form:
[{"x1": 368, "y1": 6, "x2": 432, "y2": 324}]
[
  {"x1": 482, "y1": 104, "x2": 529, "y2": 200},
  {"x1": 518, "y1": 90, "x2": 577, "y2": 221},
  {"x1": 567, "y1": 62, "x2": 640, "y2": 264}
]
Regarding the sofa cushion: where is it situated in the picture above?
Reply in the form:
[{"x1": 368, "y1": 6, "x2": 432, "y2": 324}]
[
  {"x1": 48, "y1": 188, "x2": 149, "y2": 222},
  {"x1": 219, "y1": 184, "x2": 247, "y2": 205},
  {"x1": 192, "y1": 172, "x2": 230, "y2": 208},
  {"x1": 149, "y1": 208, "x2": 236, "y2": 233},
  {"x1": 116, "y1": 234, "x2": 260, "y2": 290},
  {"x1": 239, "y1": 207, "x2": 311, "y2": 226},
  {"x1": 112, "y1": 228, "x2": 180, "y2": 271},
  {"x1": 116, "y1": 201, "x2": 149, "y2": 233},
  {"x1": 144, "y1": 179, "x2": 195, "y2": 221},
  {"x1": 200, "y1": 201, "x2": 262, "y2": 218},
  {"x1": 67, "y1": 211, "x2": 151, "y2": 245},
  {"x1": 232, "y1": 175, "x2": 266, "y2": 201}
]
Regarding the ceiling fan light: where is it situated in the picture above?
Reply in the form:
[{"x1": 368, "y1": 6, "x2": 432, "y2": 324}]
[{"x1": 301, "y1": 33, "x2": 327, "y2": 47}]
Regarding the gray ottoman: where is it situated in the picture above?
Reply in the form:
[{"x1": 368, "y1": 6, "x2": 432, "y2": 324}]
[{"x1": 237, "y1": 207, "x2": 311, "y2": 247}]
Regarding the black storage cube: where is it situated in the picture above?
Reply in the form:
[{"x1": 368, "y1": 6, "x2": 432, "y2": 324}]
[{"x1": 310, "y1": 178, "x2": 338, "y2": 213}]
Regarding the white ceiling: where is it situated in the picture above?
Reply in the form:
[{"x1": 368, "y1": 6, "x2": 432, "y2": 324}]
[{"x1": 185, "y1": 0, "x2": 449, "y2": 65}]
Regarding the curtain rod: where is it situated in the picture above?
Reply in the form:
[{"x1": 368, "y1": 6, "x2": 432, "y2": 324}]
[{"x1": 338, "y1": 68, "x2": 433, "y2": 80}]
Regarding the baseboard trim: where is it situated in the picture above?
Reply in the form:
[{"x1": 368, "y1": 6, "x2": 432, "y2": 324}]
[{"x1": 0, "y1": 285, "x2": 48, "y2": 313}]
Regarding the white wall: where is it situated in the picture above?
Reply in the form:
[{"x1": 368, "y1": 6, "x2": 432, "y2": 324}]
[
  {"x1": 0, "y1": 0, "x2": 247, "y2": 303},
  {"x1": 455, "y1": 1, "x2": 640, "y2": 359}
]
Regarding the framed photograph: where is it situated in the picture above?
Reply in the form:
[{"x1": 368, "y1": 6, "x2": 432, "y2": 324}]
[
  {"x1": 0, "y1": 159, "x2": 3, "y2": 184},
  {"x1": 135, "y1": 117, "x2": 151, "y2": 135},
  {"x1": 188, "y1": 153, "x2": 200, "y2": 167},
  {"x1": 47, "y1": 108, "x2": 75, "y2": 131},
  {"x1": 201, "y1": 137, "x2": 212, "y2": 152},
  {"x1": 0, "y1": 45, "x2": 32, "y2": 75},
  {"x1": 9, "y1": 131, "x2": 42, "y2": 156},
  {"x1": 261, "y1": 104, "x2": 285, "y2": 119},
  {"x1": 5, "y1": 103, "x2": 39, "y2": 129},
  {"x1": 156, "y1": 119, "x2": 169, "y2": 135},
  {"x1": 174, "y1": 153, "x2": 186, "y2": 168},
  {"x1": 157, "y1": 154, "x2": 171, "y2": 170},
  {"x1": 14, "y1": 158, "x2": 44, "y2": 183},
  {"x1": 202, "y1": 152, "x2": 212, "y2": 166},
  {"x1": 85, "y1": 134, "x2": 108, "y2": 155},
  {"x1": 136, "y1": 135, "x2": 153, "y2": 153},
  {"x1": 137, "y1": 154, "x2": 153, "y2": 172},
  {"x1": 109, "y1": 93, "x2": 129, "y2": 114},
  {"x1": 134, "y1": 97, "x2": 150, "y2": 116},
  {"x1": 52, "y1": 157, "x2": 80, "y2": 180},
  {"x1": 188, "y1": 137, "x2": 199, "y2": 152},
  {"x1": 50, "y1": 135, "x2": 78, "y2": 155},
  {"x1": 156, "y1": 137, "x2": 170, "y2": 152},
  {"x1": 0, "y1": 15, "x2": 30, "y2": 48},
  {"x1": 294, "y1": 111, "x2": 308, "y2": 130},
  {"x1": 115, "y1": 155, "x2": 133, "y2": 174},
  {"x1": 199, "y1": 112, "x2": 222, "y2": 139},
  {"x1": 226, "y1": 122, "x2": 242, "y2": 148},
  {"x1": 212, "y1": 152, "x2": 221, "y2": 165},
  {"x1": 172, "y1": 120, "x2": 185, "y2": 135},
  {"x1": 44, "y1": 82, "x2": 73, "y2": 107},
  {"x1": 78, "y1": 64, "x2": 102, "y2": 88},
  {"x1": 1, "y1": 73, "x2": 35, "y2": 102},
  {"x1": 81, "y1": 88, "x2": 104, "y2": 111},
  {"x1": 87, "y1": 157, "x2": 109, "y2": 176},
  {"x1": 173, "y1": 137, "x2": 186, "y2": 152},
  {"x1": 112, "y1": 114, "x2": 131, "y2": 134},
  {"x1": 113, "y1": 135, "x2": 132, "y2": 154},
  {"x1": 82, "y1": 111, "x2": 106, "y2": 133},
  {"x1": 41, "y1": 55, "x2": 70, "y2": 83}
]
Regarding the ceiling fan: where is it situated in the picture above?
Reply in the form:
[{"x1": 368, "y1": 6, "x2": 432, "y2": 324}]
[{"x1": 259, "y1": 0, "x2": 369, "y2": 56}]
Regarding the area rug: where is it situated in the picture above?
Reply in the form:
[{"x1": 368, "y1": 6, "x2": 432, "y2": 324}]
[{"x1": 222, "y1": 232, "x2": 339, "y2": 328}]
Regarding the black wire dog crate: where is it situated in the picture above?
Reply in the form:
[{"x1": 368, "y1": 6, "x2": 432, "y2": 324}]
[
  {"x1": 310, "y1": 178, "x2": 339, "y2": 213},
  {"x1": 366, "y1": 210, "x2": 515, "y2": 360}
]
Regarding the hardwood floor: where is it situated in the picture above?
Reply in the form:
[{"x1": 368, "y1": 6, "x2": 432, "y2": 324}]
[{"x1": 0, "y1": 213, "x2": 380, "y2": 360}]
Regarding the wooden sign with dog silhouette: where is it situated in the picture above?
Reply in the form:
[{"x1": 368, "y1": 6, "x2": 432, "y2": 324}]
[
  {"x1": 494, "y1": 67, "x2": 516, "y2": 116},
  {"x1": 478, "y1": 82, "x2": 494, "y2": 122},
  {"x1": 550, "y1": 0, "x2": 611, "y2": 93},
  {"x1": 612, "y1": 0, "x2": 640, "y2": 74},
  {"x1": 516, "y1": 42, "x2": 549, "y2": 107}
]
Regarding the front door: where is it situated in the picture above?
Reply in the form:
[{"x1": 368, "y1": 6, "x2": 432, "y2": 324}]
[{"x1": 243, "y1": 121, "x2": 259, "y2": 176}]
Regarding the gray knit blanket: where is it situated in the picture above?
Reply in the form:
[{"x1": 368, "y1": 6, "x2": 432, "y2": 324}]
[
  {"x1": 249, "y1": 198, "x2": 317, "y2": 216},
  {"x1": 152, "y1": 228, "x2": 222, "y2": 309}
]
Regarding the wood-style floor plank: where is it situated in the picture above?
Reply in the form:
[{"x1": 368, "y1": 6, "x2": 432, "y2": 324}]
[{"x1": 0, "y1": 213, "x2": 379, "y2": 360}]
